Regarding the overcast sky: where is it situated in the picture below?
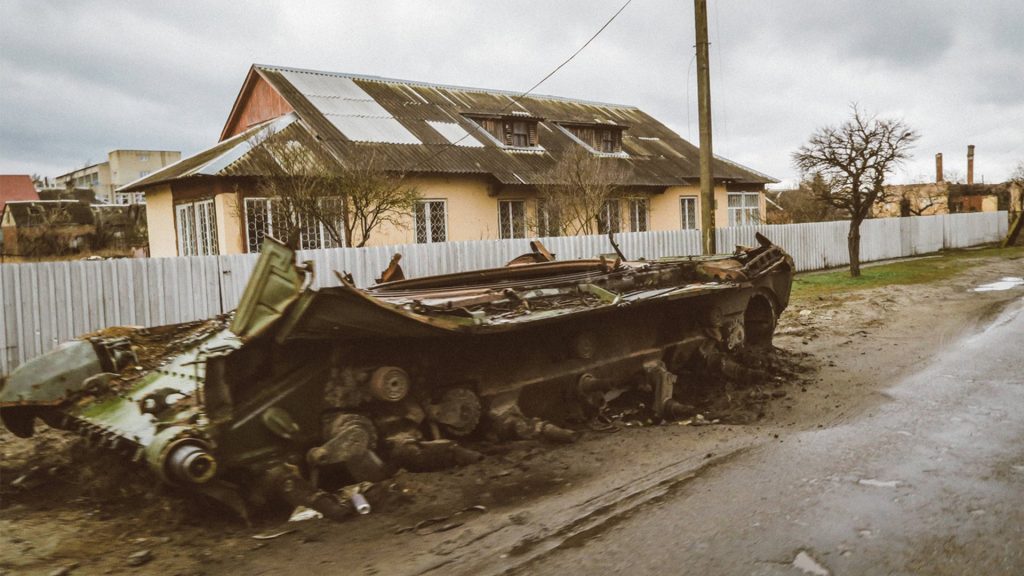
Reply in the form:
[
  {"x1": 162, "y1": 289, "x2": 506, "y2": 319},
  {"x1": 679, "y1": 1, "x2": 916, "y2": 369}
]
[{"x1": 2, "y1": 0, "x2": 1021, "y2": 186}]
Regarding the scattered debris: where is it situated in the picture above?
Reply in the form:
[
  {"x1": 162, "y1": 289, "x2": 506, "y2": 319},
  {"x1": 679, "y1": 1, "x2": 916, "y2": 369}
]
[
  {"x1": 289, "y1": 506, "x2": 324, "y2": 522},
  {"x1": 126, "y1": 549, "x2": 153, "y2": 567},
  {"x1": 0, "y1": 235, "x2": 794, "y2": 522},
  {"x1": 792, "y1": 549, "x2": 830, "y2": 576},
  {"x1": 397, "y1": 505, "x2": 488, "y2": 535},
  {"x1": 857, "y1": 478, "x2": 901, "y2": 488},
  {"x1": 47, "y1": 564, "x2": 79, "y2": 576},
  {"x1": 252, "y1": 530, "x2": 297, "y2": 540}
]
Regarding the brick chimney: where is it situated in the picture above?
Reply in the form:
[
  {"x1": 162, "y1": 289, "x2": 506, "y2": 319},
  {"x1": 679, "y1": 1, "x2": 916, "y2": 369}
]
[
  {"x1": 967, "y1": 144, "x2": 975, "y2": 185},
  {"x1": 935, "y1": 153, "x2": 943, "y2": 183}
]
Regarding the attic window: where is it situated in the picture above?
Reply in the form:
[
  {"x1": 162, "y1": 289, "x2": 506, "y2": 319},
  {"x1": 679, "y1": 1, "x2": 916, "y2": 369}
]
[
  {"x1": 560, "y1": 123, "x2": 624, "y2": 154},
  {"x1": 466, "y1": 115, "x2": 540, "y2": 148},
  {"x1": 511, "y1": 121, "x2": 530, "y2": 147}
]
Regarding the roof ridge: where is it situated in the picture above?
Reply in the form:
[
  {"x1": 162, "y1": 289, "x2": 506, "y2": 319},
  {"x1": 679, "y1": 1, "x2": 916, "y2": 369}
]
[{"x1": 253, "y1": 63, "x2": 639, "y2": 110}]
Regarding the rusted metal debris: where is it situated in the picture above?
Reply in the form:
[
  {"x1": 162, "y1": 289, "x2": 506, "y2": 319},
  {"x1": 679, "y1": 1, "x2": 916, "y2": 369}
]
[{"x1": 0, "y1": 234, "x2": 794, "y2": 521}]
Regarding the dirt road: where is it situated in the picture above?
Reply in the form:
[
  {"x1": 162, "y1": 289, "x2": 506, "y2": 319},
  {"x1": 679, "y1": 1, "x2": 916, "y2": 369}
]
[
  {"x1": 2, "y1": 252, "x2": 1021, "y2": 576},
  {"x1": 511, "y1": 287, "x2": 1024, "y2": 576}
]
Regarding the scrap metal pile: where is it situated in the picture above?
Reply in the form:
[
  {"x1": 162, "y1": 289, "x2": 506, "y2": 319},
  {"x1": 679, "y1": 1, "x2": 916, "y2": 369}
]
[{"x1": 0, "y1": 234, "x2": 793, "y2": 521}]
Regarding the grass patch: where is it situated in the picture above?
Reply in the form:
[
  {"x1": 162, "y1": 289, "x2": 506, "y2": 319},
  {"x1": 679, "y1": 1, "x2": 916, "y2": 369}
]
[{"x1": 791, "y1": 245, "x2": 1024, "y2": 300}]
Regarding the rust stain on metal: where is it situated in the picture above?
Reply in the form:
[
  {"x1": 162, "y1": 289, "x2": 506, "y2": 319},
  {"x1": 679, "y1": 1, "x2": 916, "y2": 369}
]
[{"x1": 0, "y1": 233, "x2": 794, "y2": 522}]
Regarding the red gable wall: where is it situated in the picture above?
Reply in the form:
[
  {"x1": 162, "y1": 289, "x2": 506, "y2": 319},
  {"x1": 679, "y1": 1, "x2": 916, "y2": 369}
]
[
  {"x1": 0, "y1": 175, "x2": 39, "y2": 213},
  {"x1": 220, "y1": 73, "x2": 294, "y2": 141}
]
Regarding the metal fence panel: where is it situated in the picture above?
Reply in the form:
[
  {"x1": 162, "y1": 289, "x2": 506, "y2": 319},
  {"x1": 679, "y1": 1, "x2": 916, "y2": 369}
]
[{"x1": 0, "y1": 212, "x2": 1008, "y2": 375}]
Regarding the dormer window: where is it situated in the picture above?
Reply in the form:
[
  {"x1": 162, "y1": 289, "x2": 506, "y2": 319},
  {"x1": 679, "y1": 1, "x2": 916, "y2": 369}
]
[
  {"x1": 511, "y1": 121, "x2": 530, "y2": 147},
  {"x1": 559, "y1": 123, "x2": 625, "y2": 154},
  {"x1": 466, "y1": 115, "x2": 540, "y2": 148},
  {"x1": 600, "y1": 129, "x2": 617, "y2": 153}
]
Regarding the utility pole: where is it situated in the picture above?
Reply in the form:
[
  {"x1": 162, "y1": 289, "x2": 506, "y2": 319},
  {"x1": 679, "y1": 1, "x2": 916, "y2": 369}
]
[{"x1": 694, "y1": 0, "x2": 716, "y2": 254}]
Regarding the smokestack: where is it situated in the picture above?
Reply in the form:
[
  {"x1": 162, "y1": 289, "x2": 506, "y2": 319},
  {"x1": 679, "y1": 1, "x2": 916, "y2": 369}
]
[
  {"x1": 967, "y1": 144, "x2": 975, "y2": 185},
  {"x1": 935, "y1": 153, "x2": 943, "y2": 183}
]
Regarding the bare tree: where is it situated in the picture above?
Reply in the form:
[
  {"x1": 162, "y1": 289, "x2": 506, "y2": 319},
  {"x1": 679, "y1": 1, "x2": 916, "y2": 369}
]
[
  {"x1": 536, "y1": 147, "x2": 626, "y2": 236},
  {"x1": 24, "y1": 203, "x2": 73, "y2": 257},
  {"x1": 236, "y1": 128, "x2": 419, "y2": 248},
  {"x1": 337, "y1": 148, "x2": 421, "y2": 247},
  {"x1": 768, "y1": 173, "x2": 848, "y2": 224},
  {"x1": 942, "y1": 169, "x2": 966, "y2": 185},
  {"x1": 1009, "y1": 160, "x2": 1024, "y2": 216},
  {"x1": 793, "y1": 105, "x2": 919, "y2": 276},
  {"x1": 897, "y1": 186, "x2": 945, "y2": 217}
]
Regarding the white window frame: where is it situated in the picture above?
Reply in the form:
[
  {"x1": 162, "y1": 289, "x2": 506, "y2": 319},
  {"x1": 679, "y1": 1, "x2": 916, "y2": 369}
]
[
  {"x1": 727, "y1": 192, "x2": 761, "y2": 227},
  {"x1": 498, "y1": 199, "x2": 527, "y2": 239},
  {"x1": 598, "y1": 199, "x2": 621, "y2": 234},
  {"x1": 176, "y1": 199, "x2": 218, "y2": 256},
  {"x1": 414, "y1": 199, "x2": 448, "y2": 244},
  {"x1": 627, "y1": 198, "x2": 649, "y2": 232},
  {"x1": 114, "y1": 192, "x2": 146, "y2": 205},
  {"x1": 536, "y1": 198, "x2": 559, "y2": 237},
  {"x1": 680, "y1": 196, "x2": 698, "y2": 230},
  {"x1": 243, "y1": 197, "x2": 343, "y2": 253}
]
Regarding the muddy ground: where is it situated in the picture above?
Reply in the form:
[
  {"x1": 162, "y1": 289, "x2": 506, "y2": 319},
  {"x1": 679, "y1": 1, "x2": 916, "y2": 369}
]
[{"x1": 1, "y1": 251, "x2": 1021, "y2": 576}]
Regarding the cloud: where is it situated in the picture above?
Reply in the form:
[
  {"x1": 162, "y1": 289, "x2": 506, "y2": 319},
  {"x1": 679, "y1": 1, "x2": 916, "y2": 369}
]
[{"x1": 1, "y1": 0, "x2": 1021, "y2": 183}]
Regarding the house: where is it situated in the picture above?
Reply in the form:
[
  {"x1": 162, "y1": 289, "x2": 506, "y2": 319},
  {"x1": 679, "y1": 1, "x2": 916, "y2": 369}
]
[
  {"x1": 1, "y1": 198, "x2": 146, "y2": 258},
  {"x1": 0, "y1": 175, "x2": 40, "y2": 253},
  {"x1": 121, "y1": 64, "x2": 774, "y2": 258},
  {"x1": 878, "y1": 147, "x2": 1023, "y2": 218},
  {"x1": 1, "y1": 200, "x2": 95, "y2": 256},
  {"x1": 0, "y1": 174, "x2": 39, "y2": 214},
  {"x1": 56, "y1": 149, "x2": 182, "y2": 205}
]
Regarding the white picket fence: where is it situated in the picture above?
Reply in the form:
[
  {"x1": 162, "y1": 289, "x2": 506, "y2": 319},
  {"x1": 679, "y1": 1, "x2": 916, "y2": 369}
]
[{"x1": 0, "y1": 212, "x2": 1008, "y2": 375}]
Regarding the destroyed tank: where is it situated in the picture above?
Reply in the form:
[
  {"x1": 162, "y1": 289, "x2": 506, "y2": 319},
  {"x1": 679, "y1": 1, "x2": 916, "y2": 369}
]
[{"x1": 1, "y1": 234, "x2": 793, "y2": 521}]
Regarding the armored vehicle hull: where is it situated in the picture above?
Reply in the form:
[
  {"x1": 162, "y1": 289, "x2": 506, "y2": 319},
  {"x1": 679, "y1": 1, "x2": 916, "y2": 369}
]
[{"x1": 1, "y1": 235, "x2": 793, "y2": 520}]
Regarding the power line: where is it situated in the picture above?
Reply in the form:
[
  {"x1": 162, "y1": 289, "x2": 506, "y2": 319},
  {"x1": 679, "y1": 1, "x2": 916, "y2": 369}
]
[
  {"x1": 404, "y1": 0, "x2": 634, "y2": 172},
  {"x1": 516, "y1": 0, "x2": 634, "y2": 102}
]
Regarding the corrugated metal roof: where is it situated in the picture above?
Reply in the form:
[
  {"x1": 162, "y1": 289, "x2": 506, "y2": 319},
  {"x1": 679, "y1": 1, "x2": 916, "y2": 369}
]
[
  {"x1": 260, "y1": 65, "x2": 772, "y2": 185},
  {"x1": 425, "y1": 121, "x2": 485, "y2": 148},
  {"x1": 280, "y1": 70, "x2": 422, "y2": 145},
  {"x1": 130, "y1": 65, "x2": 774, "y2": 191},
  {"x1": 119, "y1": 116, "x2": 298, "y2": 191}
]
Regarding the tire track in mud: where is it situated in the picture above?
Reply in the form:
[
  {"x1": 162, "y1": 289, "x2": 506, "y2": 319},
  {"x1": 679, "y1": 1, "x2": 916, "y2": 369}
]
[{"x1": 416, "y1": 444, "x2": 754, "y2": 576}]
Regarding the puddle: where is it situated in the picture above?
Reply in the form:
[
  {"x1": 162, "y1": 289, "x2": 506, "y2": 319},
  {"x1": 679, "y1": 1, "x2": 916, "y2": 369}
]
[
  {"x1": 973, "y1": 277, "x2": 1024, "y2": 292},
  {"x1": 792, "y1": 550, "x2": 830, "y2": 576}
]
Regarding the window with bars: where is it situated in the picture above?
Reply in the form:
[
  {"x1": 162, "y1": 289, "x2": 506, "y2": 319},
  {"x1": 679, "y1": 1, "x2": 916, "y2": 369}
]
[
  {"x1": 597, "y1": 199, "x2": 621, "y2": 234},
  {"x1": 628, "y1": 198, "x2": 648, "y2": 232},
  {"x1": 175, "y1": 199, "x2": 218, "y2": 256},
  {"x1": 414, "y1": 200, "x2": 447, "y2": 243},
  {"x1": 243, "y1": 197, "x2": 343, "y2": 253},
  {"x1": 499, "y1": 200, "x2": 527, "y2": 239},
  {"x1": 727, "y1": 192, "x2": 761, "y2": 226},
  {"x1": 680, "y1": 197, "x2": 698, "y2": 230},
  {"x1": 114, "y1": 192, "x2": 146, "y2": 205}
]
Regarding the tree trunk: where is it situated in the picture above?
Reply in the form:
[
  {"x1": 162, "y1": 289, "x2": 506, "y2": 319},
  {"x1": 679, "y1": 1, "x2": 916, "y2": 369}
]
[{"x1": 847, "y1": 219, "x2": 862, "y2": 277}]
